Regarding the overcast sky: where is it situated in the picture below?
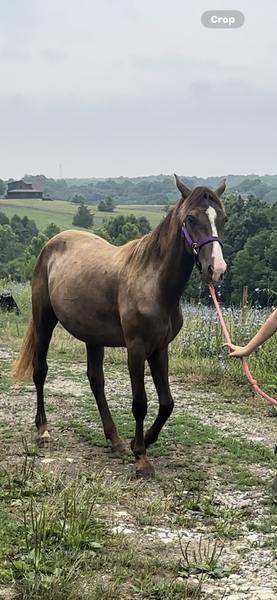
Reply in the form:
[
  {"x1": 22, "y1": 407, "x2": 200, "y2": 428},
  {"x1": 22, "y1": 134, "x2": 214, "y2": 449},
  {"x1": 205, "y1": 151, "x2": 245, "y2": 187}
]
[{"x1": 0, "y1": 0, "x2": 276, "y2": 180}]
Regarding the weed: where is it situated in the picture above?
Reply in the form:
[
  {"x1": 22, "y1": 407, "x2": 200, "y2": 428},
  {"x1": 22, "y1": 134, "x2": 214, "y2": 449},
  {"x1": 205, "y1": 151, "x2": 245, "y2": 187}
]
[
  {"x1": 134, "y1": 577, "x2": 202, "y2": 600},
  {"x1": 178, "y1": 538, "x2": 231, "y2": 579}
]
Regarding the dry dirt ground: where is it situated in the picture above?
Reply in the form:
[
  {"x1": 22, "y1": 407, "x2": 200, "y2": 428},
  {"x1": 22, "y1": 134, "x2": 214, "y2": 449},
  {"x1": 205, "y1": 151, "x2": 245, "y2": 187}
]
[{"x1": 1, "y1": 348, "x2": 277, "y2": 600}]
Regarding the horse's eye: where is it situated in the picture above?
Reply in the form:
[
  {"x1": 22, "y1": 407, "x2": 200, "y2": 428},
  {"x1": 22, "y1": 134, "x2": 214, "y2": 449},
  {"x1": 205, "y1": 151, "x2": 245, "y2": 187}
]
[{"x1": 187, "y1": 215, "x2": 196, "y2": 226}]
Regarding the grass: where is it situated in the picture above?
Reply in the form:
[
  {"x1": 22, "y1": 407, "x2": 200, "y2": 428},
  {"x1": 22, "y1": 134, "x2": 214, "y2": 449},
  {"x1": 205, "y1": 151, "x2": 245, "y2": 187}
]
[
  {"x1": 1, "y1": 285, "x2": 277, "y2": 597},
  {"x1": 0, "y1": 199, "x2": 164, "y2": 232}
]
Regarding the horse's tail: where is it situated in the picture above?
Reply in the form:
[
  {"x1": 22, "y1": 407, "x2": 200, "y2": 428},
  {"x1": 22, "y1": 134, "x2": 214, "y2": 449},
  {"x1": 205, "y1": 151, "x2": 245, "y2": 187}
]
[{"x1": 13, "y1": 319, "x2": 36, "y2": 381}]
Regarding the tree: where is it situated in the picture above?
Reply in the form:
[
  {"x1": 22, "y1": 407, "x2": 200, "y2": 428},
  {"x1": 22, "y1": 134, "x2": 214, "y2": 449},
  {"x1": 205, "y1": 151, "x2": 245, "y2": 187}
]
[
  {"x1": 43, "y1": 223, "x2": 61, "y2": 240},
  {"x1": 219, "y1": 193, "x2": 275, "y2": 304},
  {"x1": 73, "y1": 204, "x2": 94, "y2": 228},
  {"x1": 93, "y1": 228, "x2": 112, "y2": 243},
  {"x1": 0, "y1": 211, "x2": 9, "y2": 225},
  {"x1": 0, "y1": 179, "x2": 5, "y2": 197},
  {"x1": 19, "y1": 232, "x2": 48, "y2": 281},
  {"x1": 5, "y1": 257, "x2": 25, "y2": 282},
  {"x1": 0, "y1": 225, "x2": 23, "y2": 263},
  {"x1": 102, "y1": 214, "x2": 126, "y2": 238},
  {"x1": 97, "y1": 196, "x2": 116, "y2": 212},
  {"x1": 136, "y1": 216, "x2": 152, "y2": 236},
  {"x1": 27, "y1": 232, "x2": 48, "y2": 258},
  {"x1": 71, "y1": 194, "x2": 84, "y2": 205},
  {"x1": 10, "y1": 214, "x2": 38, "y2": 245},
  {"x1": 21, "y1": 253, "x2": 37, "y2": 282},
  {"x1": 116, "y1": 223, "x2": 140, "y2": 245},
  {"x1": 230, "y1": 231, "x2": 272, "y2": 305},
  {"x1": 97, "y1": 214, "x2": 151, "y2": 244}
]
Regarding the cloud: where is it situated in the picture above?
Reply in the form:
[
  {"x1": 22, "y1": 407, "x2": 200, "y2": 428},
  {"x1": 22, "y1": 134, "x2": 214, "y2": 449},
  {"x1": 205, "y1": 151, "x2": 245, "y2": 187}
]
[
  {"x1": 0, "y1": 0, "x2": 38, "y2": 40},
  {"x1": 39, "y1": 49, "x2": 67, "y2": 63},
  {"x1": 1, "y1": 0, "x2": 277, "y2": 177},
  {"x1": 1, "y1": 79, "x2": 276, "y2": 179},
  {"x1": 0, "y1": 47, "x2": 30, "y2": 61}
]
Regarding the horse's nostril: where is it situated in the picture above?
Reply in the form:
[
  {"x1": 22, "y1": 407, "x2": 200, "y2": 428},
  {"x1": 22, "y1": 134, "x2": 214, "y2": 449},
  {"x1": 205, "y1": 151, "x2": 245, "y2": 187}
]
[{"x1": 209, "y1": 267, "x2": 225, "y2": 283}]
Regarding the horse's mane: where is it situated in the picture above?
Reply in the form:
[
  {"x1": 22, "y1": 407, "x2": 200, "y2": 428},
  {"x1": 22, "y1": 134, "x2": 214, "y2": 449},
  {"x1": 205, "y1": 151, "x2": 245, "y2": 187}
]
[{"x1": 116, "y1": 187, "x2": 224, "y2": 274}]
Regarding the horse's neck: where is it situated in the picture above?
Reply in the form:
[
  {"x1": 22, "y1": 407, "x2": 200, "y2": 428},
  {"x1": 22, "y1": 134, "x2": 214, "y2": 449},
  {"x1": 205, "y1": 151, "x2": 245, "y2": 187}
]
[{"x1": 154, "y1": 217, "x2": 194, "y2": 307}]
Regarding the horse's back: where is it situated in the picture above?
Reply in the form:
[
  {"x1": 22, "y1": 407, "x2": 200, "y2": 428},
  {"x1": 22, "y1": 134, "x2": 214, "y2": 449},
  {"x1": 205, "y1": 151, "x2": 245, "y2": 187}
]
[
  {"x1": 41, "y1": 229, "x2": 118, "y2": 276},
  {"x1": 46, "y1": 229, "x2": 116, "y2": 258}
]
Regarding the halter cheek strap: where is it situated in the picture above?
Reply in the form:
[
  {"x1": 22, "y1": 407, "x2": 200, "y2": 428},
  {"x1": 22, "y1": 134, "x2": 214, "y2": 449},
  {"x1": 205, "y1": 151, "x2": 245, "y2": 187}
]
[{"x1": 182, "y1": 226, "x2": 223, "y2": 269}]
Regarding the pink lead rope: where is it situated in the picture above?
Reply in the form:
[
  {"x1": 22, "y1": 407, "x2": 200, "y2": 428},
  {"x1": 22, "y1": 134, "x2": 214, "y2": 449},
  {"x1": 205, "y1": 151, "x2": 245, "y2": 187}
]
[{"x1": 209, "y1": 285, "x2": 277, "y2": 407}]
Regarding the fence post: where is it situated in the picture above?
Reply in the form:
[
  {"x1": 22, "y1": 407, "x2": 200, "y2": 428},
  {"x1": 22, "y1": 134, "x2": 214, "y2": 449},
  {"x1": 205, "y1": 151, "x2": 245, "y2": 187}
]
[{"x1": 241, "y1": 286, "x2": 248, "y2": 326}]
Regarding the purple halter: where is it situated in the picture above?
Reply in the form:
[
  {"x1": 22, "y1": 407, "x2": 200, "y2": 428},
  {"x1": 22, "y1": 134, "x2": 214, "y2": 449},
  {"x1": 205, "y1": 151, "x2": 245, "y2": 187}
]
[{"x1": 182, "y1": 226, "x2": 223, "y2": 258}]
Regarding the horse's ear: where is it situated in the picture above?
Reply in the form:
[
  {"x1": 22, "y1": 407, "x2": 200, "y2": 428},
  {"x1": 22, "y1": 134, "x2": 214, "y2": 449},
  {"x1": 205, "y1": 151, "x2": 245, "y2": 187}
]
[
  {"x1": 174, "y1": 174, "x2": 190, "y2": 199},
  {"x1": 214, "y1": 179, "x2": 226, "y2": 198}
]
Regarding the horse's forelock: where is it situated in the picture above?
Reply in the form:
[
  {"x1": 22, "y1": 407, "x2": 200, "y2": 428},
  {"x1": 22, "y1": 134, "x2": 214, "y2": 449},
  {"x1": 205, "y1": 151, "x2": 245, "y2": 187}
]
[{"x1": 180, "y1": 187, "x2": 224, "y2": 221}]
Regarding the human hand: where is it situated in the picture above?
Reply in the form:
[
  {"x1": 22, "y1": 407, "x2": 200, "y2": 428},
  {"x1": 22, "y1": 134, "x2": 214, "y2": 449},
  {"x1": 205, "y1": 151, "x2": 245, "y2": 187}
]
[{"x1": 222, "y1": 342, "x2": 250, "y2": 358}]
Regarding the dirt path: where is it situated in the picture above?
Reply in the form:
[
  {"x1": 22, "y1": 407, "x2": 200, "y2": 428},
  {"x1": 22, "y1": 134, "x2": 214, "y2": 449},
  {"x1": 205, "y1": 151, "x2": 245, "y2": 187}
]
[{"x1": 1, "y1": 354, "x2": 277, "y2": 599}]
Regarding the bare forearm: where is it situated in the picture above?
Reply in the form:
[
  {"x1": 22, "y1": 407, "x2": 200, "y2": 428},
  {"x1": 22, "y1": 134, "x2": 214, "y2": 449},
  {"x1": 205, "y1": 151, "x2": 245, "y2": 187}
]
[
  {"x1": 244, "y1": 310, "x2": 277, "y2": 355},
  {"x1": 223, "y1": 309, "x2": 277, "y2": 358}
]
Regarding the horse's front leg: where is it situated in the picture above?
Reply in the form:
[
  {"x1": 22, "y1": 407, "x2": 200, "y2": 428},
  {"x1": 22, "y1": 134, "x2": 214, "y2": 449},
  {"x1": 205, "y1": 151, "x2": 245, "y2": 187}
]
[
  {"x1": 145, "y1": 347, "x2": 174, "y2": 448},
  {"x1": 127, "y1": 344, "x2": 155, "y2": 479},
  {"x1": 86, "y1": 344, "x2": 126, "y2": 453}
]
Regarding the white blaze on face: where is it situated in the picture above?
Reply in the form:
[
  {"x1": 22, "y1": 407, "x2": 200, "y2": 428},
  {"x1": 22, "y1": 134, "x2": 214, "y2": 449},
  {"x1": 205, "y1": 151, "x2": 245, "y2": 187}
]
[{"x1": 206, "y1": 206, "x2": 227, "y2": 282}]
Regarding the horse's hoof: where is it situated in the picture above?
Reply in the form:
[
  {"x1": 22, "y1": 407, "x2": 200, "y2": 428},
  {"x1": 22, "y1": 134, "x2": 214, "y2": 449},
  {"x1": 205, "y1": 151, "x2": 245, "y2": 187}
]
[
  {"x1": 37, "y1": 431, "x2": 50, "y2": 448},
  {"x1": 136, "y1": 465, "x2": 155, "y2": 479},
  {"x1": 136, "y1": 458, "x2": 155, "y2": 479}
]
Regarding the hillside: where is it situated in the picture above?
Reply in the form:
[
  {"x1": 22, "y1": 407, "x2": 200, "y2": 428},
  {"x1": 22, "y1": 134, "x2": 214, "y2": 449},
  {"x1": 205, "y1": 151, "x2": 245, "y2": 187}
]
[{"x1": 0, "y1": 199, "x2": 164, "y2": 232}]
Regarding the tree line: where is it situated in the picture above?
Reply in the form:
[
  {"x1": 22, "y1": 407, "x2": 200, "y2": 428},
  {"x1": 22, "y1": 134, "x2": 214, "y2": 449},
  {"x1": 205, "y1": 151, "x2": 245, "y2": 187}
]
[
  {"x1": 1, "y1": 191, "x2": 277, "y2": 307},
  {"x1": 42, "y1": 175, "x2": 277, "y2": 207},
  {"x1": 0, "y1": 212, "x2": 152, "y2": 283},
  {"x1": 3, "y1": 173, "x2": 277, "y2": 208},
  {"x1": 0, "y1": 213, "x2": 60, "y2": 282}
]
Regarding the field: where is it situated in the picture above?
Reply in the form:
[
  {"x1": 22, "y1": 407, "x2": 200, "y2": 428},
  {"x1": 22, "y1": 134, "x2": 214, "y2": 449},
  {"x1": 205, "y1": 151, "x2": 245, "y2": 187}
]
[
  {"x1": 1, "y1": 285, "x2": 277, "y2": 599},
  {"x1": 0, "y1": 199, "x2": 164, "y2": 232}
]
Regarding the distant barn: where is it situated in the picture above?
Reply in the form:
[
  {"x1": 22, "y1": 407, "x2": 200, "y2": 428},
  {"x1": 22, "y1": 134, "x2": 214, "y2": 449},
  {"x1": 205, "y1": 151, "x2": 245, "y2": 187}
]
[{"x1": 6, "y1": 177, "x2": 46, "y2": 200}]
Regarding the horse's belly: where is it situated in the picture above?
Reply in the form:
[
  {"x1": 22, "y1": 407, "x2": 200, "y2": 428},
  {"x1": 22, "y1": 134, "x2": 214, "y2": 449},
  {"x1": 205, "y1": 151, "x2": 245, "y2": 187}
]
[
  {"x1": 51, "y1": 298, "x2": 126, "y2": 347},
  {"x1": 58, "y1": 313, "x2": 126, "y2": 347}
]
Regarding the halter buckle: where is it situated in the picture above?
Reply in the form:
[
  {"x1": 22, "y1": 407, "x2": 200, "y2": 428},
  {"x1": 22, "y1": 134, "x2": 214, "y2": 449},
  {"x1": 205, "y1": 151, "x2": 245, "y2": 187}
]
[{"x1": 192, "y1": 243, "x2": 199, "y2": 256}]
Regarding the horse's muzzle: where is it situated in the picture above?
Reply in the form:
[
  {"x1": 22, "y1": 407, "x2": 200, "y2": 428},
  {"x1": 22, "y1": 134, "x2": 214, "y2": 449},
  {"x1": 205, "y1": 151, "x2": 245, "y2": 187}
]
[
  {"x1": 205, "y1": 262, "x2": 226, "y2": 285},
  {"x1": 211, "y1": 265, "x2": 227, "y2": 285}
]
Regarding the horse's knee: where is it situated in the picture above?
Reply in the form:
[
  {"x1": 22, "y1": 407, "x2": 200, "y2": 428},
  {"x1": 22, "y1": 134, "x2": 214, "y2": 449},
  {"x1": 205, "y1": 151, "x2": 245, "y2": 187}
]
[{"x1": 132, "y1": 395, "x2": 147, "y2": 421}]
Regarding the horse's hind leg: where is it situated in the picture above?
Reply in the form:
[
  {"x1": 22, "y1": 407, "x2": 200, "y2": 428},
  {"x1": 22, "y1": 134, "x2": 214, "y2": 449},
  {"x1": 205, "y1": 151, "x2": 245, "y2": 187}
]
[
  {"x1": 144, "y1": 347, "x2": 174, "y2": 448},
  {"x1": 86, "y1": 344, "x2": 126, "y2": 453},
  {"x1": 33, "y1": 309, "x2": 57, "y2": 446}
]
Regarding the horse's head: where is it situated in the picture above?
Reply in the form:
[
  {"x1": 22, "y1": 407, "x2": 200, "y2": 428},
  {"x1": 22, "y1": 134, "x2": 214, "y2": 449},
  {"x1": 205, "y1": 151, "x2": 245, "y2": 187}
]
[{"x1": 175, "y1": 175, "x2": 227, "y2": 285}]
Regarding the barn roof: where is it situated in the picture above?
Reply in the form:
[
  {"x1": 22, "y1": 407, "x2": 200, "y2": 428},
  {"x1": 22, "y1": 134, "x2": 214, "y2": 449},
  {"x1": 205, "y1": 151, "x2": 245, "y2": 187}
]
[{"x1": 8, "y1": 188, "x2": 42, "y2": 193}]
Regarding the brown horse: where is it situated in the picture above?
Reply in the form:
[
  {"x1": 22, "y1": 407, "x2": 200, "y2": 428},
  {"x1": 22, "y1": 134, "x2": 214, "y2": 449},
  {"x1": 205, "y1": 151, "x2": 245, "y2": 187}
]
[{"x1": 14, "y1": 175, "x2": 227, "y2": 478}]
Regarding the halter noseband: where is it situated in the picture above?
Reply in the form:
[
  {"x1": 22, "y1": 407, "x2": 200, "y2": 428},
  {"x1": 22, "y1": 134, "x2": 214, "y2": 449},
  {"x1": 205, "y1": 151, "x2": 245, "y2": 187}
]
[{"x1": 182, "y1": 226, "x2": 223, "y2": 269}]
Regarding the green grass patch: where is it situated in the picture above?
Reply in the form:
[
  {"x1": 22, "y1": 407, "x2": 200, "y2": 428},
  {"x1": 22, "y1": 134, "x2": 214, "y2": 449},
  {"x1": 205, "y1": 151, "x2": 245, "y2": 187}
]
[{"x1": 0, "y1": 200, "x2": 164, "y2": 232}]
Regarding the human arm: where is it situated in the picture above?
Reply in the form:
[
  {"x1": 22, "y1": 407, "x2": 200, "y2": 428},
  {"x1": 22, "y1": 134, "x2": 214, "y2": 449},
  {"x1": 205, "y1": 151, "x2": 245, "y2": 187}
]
[{"x1": 223, "y1": 308, "x2": 277, "y2": 357}]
